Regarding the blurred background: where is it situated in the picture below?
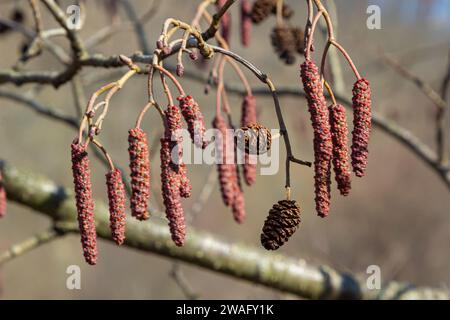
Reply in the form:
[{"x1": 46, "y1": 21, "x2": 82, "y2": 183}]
[{"x1": 0, "y1": 0, "x2": 449, "y2": 299}]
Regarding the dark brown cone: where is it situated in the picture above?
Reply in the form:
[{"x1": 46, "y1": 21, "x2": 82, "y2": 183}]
[
  {"x1": 240, "y1": 123, "x2": 272, "y2": 155},
  {"x1": 271, "y1": 2, "x2": 294, "y2": 19},
  {"x1": 300, "y1": 59, "x2": 332, "y2": 217},
  {"x1": 292, "y1": 27, "x2": 305, "y2": 54},
  {"x1": 106, "y1": 168, "x2": 127, "y2": 245},
  {"x1": 351, "y1": 78, "x2": 372, "y2": 177},
  {"x1": 329, "y1": 104, "x2": 351, "y2": 196},
  {"x1": 71, "y1": 142, "x2": 98, "y2": 265},
  {"x1": 271, "y1": 26, "x2": 297, "y2": 65},
  {"x1": 160, "y1": 138, "x2": 186, "y2": 246},
  {"x1": 0, "y1": 171, "x2": 6, "y2": 218},
  {"x1": 261, "y1": 200, "x2": 301, "y2": 250},
  {"x1": 251, "y1": 0, "x2": 293, "y2": 24},
  {"x1": 128, "y1": 128, "x2": 150, "y2": 221}
]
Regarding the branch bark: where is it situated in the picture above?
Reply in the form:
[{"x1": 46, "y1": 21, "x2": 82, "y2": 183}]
[{"x1": 1, "y1": 160, "x2": 449, "y2": 300}]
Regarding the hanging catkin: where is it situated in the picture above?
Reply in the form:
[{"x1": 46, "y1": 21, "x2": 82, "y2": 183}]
[
  {"x1": 300, "y1": 59, "x2": 332, "y2": 217},
  {"x1": 160, "y1": 138, "x2": 186, "y2": 246},
  {"x1": 178, "y1": 95, "x2": 207, "y2": 149},
  {"x1": 128, "y1": 128, "x2": 150, "y2": 221},
  {"x1": 0, "y1": 171, "x2": 6, "y2": 218},
  {"x1": 240, "y1": 0, "x2": 252, "y2": 47},
  {"x1": 71, "y1": 142, "x2": 98, "y2": 265},
  {"x1": 217, "y1": 0, "x2": 231, "y2": 44},
  {"x1": 240, "y1": 95, "x2": 258, "y2": 186},
  {"x1": 261, "y1": 200, "x2": 301, "y2": 250},
  {"x1": 329, "y1": 104, "x2": 351, "y2": 196},
  {"x1": 106, "y1": 168, "x2": 127, "y2": 245},
  {"x1": 351, "y1": 78, "x2": 372, "y2": 177}
]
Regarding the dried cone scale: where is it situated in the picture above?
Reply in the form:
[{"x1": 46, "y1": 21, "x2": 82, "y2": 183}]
[
  {"x1": 128, "y1": 128, "x2": 150, "y2": 221},
  {"x1": 351, "y1": 78, "x2": 372, "y2": 177},
  {"x1": 106, "y1": 168, "x2": 127, "y2": 245},
  {"x1": 261, "y1": 199, "x2": 301, "y2": 250},
  {"x1": 300, "y1": 59, "x2": 332, "y2": 218},
  {"x1": 0, "y1": 171, "x2": 6, "y2": 218},
  {"x1": 71, "y1": 142, "x2": 98, "y2": 265},
  {"x1": 329, "y1": 104, "x2": 352, "y2": 196}
]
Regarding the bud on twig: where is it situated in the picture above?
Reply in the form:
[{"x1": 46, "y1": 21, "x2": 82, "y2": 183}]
[
  {"x1": 71, "y1": 142, "x2": 98, "y2": 265},
  {"x1": 128, "y1": 128, "x2": 150, "y2": 221},
  {"x1": 351, "y1": 78, "x2": 372, "y2": 177},
  {"x1": 106, "y1": 168, "x2": 127, "y2": 245},
  {"x1": 301, "y1": 60, "x2": 332, "y2": 217},
  {"x1": 261, "y1": 200, "x2": 301, "y2": 250}
]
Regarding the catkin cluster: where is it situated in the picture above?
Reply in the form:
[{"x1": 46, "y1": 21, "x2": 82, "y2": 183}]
[
  {"x1": 0, "y1": 171, "x2": 6, "y2": 218},
  {"x1": 128, "y1": 128, "x2": 150, "y2": 221},
  {"x1": 71, "y1": 142, "x2": 98, "y2": 265},
  {"x1": 300, "y1": 59, "x2": 332, "y2": 218},
  {"x1": 351, "y1": 78, "x2": 372, "y2": 177}
]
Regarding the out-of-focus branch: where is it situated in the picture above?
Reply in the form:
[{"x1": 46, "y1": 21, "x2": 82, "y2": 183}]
[
  {"x1": 1, "y1": 160, "x2": 449, "y2": 300},
  {"x1": 0, "y1": 228, "x2": 65, "y2": 265},
  {"x1": 382, "y1": 53, "x2": 448, "y2": 164}
]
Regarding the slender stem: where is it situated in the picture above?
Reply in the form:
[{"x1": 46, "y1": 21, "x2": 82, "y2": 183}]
[
  {"x1": 305, "y1": 11, "x2": 323, "y2": 60},
  {"x1": 323, "y1": 80, "x2": 337, "y2": 106},
  {"x1": 201, "y1": 0, "x2": 237, "y2": 40},
  {"x1": 154, "y1": 64, "x2": 186, "y2": 96},
  {"x1": 276, "y1": 0, "x2": 284, "y2": 26},
  {"x1": 330, "y1": 40, "x2": 361, "y2": 80},
  {"x1": 91, "y1": 139, "x2": 115, "y2": 170}
]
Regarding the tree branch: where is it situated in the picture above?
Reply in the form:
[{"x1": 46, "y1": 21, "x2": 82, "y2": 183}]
[{"x1": 0, "y1": 160, "x2": 449, "y2": 300}]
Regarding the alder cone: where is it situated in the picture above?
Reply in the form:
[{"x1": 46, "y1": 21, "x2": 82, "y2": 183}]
[
  {"x1": 240, "y1": 123, "x2": 272, "y2": 155},
  {"x1": 300, "y1": 59, "x2": 332, "y2": 217},
  {"x1": 251, "y1": 0, "x2": 293, "y2": 24},
  {"x1": 106, "y1": 168, "x2": 127, "y2": 245},
  {"x1": 71, "y1": 142, "x2": 98, "y2": 265},
  {"x1": 240, "y1": 0, "x2": 252, "y2": 47},
  {"x1": 160, "y1": 138, "x2": 186, "y2": 246},
  {"x1": 292, "y1": 27, "x2": 305, "y2": 54},
  {"x1": 178, "y1": 95, "x2": 207, "y2": 149},
  {"x1": 351, "y1": 78, "x2": 372, "y2": 177},
  {"x1": 0, "y1": 171, "x2": 6, "y2": 218},
  {"x1": 271, "y1": 26, "x2": 297, "y2": 65},
  {"x1": 261, "y1": 200, "x2": 301, "y2": 250},
  {"x1": 329, "y1": 104, "x2": 351, "y2": 196},
  {"x1": 128, "y1": 128, "x2": 150, "y2": 221}
]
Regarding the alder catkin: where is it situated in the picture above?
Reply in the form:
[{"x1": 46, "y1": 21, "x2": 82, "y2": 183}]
[
  {"x1": 71, "y1": 142, "x2": 98, "y2": 265},
  {"x1": 240, "y1": 95, "x2": 258, "y2": 186},
  {"x1": 231, "y1": 185, "x2": 246, "y2": 224},
  {"x1": 217, "y1": 0, "x2": 231, "y2": 44},
  {"x1": 351, "y1": 78, "x2": 372, "y2": 177},
  {"x1": 128, "y1": 128, "x2": 150, "y2": 221},
  {"x1": 213, "y1": 115, "x2": 238, "y2": 207},
  {"x1": 178, "y1": 95, "x2": 207, "y2": 149},
  {"x1": 160, "y1": 138, "x2": 186, "y2": 246},
  {"x1": 0, "y1": 171, "x2": 6, "y2": 218},
  {"x1": 179, "y1": 163, "x2": 192, "y2": 198},
  {"x1": 300, "y1": 59, "x2": 332, "y2": 217},
  {"x1": 106, "y1": 168, "x2": 126, "y2": 245},
  {"x1": 240, "y1": 0, "x2": 252, "y2": 47},
  {"x1": 261, "y1": 200, "x2": 301, "y2": 250},
  {"x1": 329, "y1": 104, "x2": 352, "y2": 196}
]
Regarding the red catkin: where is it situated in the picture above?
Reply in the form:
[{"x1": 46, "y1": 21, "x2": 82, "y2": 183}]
[
  {"x1": 106, "y1": 168, "x2": 126, "y2": 245},
  {"x1": 351, "y1": 78, "x2": 372, "y2": 177},
  {"x1": 0, "y1": 171, "x2": 6, "y2": 218},
  {"x1": 329, "y1": 104, "x2": 351, "y2": 196},
  {"x1": 240, "y1": 0, "x2": 252, "y2": 47},
  {"x1": 160, "y1": 138, "x2": 186, "y2": 246},
  {"x1": 300, "y1": 59, "x2": 332, "y2": 217},
  {"x1": 231, "y1": 185, "x2": 246, "y2": 223},
  {"x1": 128, "y1": 128, "x2": 150, "y2": 221},
  {"x1": 213, "y1": 115, "x2": 238, "y2": 207},
  {"x1": 179, "y1": 163, "x2": 192, "y2": 198},
  {"x1": 178, "y1": 95, "x2": 207, "y2": 149},
  {"x1": 241, "y1": 95, "x2": 258, "y2": 186},
  {"x1": 217, "y1": 0, "x2": 231, "y2": 44},
  {"x1": 71, "y1": 142, "x2": 98, "y2": 265}
]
